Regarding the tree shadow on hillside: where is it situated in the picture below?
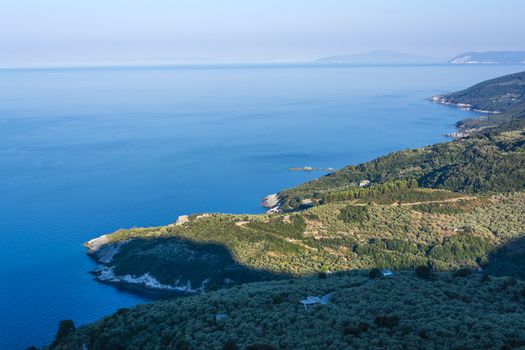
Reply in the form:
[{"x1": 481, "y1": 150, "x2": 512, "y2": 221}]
[
  {"x1": 481, "y1": 236, "x2": 525, "y2": 279},
  {"x1": 96, "y1": 236, "x2": 292, "y2": 299}
]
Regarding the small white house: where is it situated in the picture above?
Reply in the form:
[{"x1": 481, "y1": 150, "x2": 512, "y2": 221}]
[
  {"x1": 299, "y1": 293, "x2": 331, "y2": 309},
  {"x1": 381, "y1": 269, "x2": 394, "y2": 277},
  {"x1": 358, "y1": 179, "x2": 371, "y2": 188}
]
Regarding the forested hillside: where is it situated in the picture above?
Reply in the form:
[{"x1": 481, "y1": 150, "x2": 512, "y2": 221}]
[
  {"x1": 44, "y1": 72, "x2": 525, "y2": 350},
  {"x1": 278, "y1": 127, "x2": 525, "y2": 210},
  {"x1": 433, "y1": 70, "x2": 525, "y2": 112},
  {"x1": 49, "y1": 270, "x2": 525, "y2": 350},
  {"x1": 87, "y1": 190, "x2": 525, "y2": 293}
]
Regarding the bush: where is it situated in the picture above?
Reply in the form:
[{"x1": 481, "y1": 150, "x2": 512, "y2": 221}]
[
  {"x1": 339, "y1": 206, "x2": 370, "y2": 224},
  {"x1": 173, "y1": 336, "x2": 193, "y2": 350},
  {"x1": 454, "y1": 268, "x2": 473, "y2": 277},
  {"x1": 51, "y1": 319, "x2": 75, "y2": 347},
  {"x1": 223, "y1": 339, "x2": 239, "y2": 350},
  {"x1": 369, "y1": 268, "x2": 382, "y2": 279},
  {"x1": 245, "y1": 345, "x2": 277, "y2": 350},
  {"x1": 106, "y1": 338, "x2": 125, "y2": 350},
  {"x1": 358, "y1": 322, "x2": 370, "y2": 332},
  {"x1": 272, "y1": 293, "x2": 286, "y2": 304},
  {"x1": 415, "y1": 265, "x2": 433, "y2": 279},
  {"x1": 342, "y1": 325, "x2": 363, "y2": 337},
  {"x1": 374, "y1": 315, "x2": 400, "y2": 329},
  {"x1": 56, "y1": 320, "x2": 75, "y2": 340},
  {"x1": 501, "y1": 277, "x2": 518, "y2": 290}
]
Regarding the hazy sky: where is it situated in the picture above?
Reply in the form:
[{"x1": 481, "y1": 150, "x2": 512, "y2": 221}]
[{"x1": 1, "y1": 0, "x2": 524, "y2": 66}]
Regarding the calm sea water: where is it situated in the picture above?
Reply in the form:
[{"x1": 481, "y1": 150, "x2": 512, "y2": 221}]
[{"x1": 1, "y1": 64, "x2": 523, "y2": 349}]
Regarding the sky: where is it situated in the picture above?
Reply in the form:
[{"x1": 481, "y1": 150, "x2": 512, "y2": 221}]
[{"x1": 0, "y1": 0, "x2": 524, "y2": 67}]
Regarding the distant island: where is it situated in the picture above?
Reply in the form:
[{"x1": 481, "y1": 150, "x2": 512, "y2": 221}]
[
  {"x1": 450, "y1": 51, "x2": 525, "y2": 64},
  {"x1": 315, "y1": 50, "x2": 525, "y2": 66},
  {"x1": 315, "y1": 50, "x2": 445, "y2": 64}
]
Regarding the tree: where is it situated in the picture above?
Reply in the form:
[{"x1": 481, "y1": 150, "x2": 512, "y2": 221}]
[
  {"x1": 369, "y1": 268, "x2": 382, "y2": 279},
  {"x1": 50, "y1": 320, "x2": 75, "y2": 349},
  {"x1": 415, "y1": 265, "x2": 433, "y2": 279},
  {"x1": 223, "y1": 339, "x2": 239, "y2": 350}
]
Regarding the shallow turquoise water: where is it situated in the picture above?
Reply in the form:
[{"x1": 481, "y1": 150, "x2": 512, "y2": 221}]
[{"x1": 0, "y1": 64, "x2": 523, "y2": 349}]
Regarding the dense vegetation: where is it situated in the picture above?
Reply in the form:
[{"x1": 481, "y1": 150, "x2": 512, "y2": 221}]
[
  {"x1": 436, "y1": 70, "x2": 525, "y2": 112},
  {"x1": 278, "y1": 71, "x2": 525, "y2": 210},
  {"x1": 322, "y1": 179, "x2": 462, "y2": 204},
  {"x1": 279, "y1": 128, "x2": 525, "y2": 210},
  {"x1": 44, "y1": 72, "x2": 525, "y2": 349},
  {"x1": 456, "y1": 101, "x2": 525, "y2": 130},
  {"x1": 90, "y1": 191, "x2": 525, "y2": 289},
  {"x1": 48, "y1": 270, "x2": 525, "y2": 349}
]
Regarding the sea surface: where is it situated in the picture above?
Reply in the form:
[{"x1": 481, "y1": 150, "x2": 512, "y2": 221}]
[{"x1": 1, "y1": 64, "x2": 523, "y2": 349}]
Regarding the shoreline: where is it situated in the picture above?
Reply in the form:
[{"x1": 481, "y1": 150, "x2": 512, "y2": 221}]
[
  {"x1": 86, "y1": 234, "x2": 211, "y2": 294},
  {"x1": 430, "y1": 94, "x2": 502, "y2": 114},
  {"x1": 85, "y1": 91, "x2": 484, "y2": 294}
]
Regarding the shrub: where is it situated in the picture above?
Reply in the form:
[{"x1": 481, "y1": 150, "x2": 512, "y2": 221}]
[
  {"x1": 501, "y1": 277, "x2": 518, "y2": 290},
  {"x1": 453, "y1": 268, "x2": 473, "y2": 277},
  {"x1": 342, "y1": 326, "x2": 363, "y2": 337},
  {"x1": 245, "y1": 344, "x2": 277, "y2": 350},
  {"x1": 418, "y1": 330, "x2": 429, "y2": 339},
  {"x1": 223, "y1": 339, "x2": 239, "y2": 350},
  {"x1": 401, "y1": 326, "x2": 413, "y2": 335},
  {"x1": 374, "y1": 315, "x2": 400, "y2": 329},
  {"x1": 51, "y1": 319, "x2": 75, "y2": 347},
  {"x1": 272, "y1": 293, "x2": 286, "y2": 305},
  {"x1": 339, "y1": 206, "x2": 369, "y2": 224},
  {"x1": 161, "y1": 334, "x2": 173, "y2": 346},
  {"x1": 358, "y1": 322, "x2": 370, "y2": 332},
  {"x1": 56, "y1": 320, "x2": 75, "y2": 340},
  {"x1": 173, "y1": 336, "x2": 193, "y2": 350},
  {"x1": 369, "y1": 268, "x2": 382, "y2": 279},
  {"x1": 415, "y1": 265, "x2": 433, "y2": 279},
  {"x1": 106, "y1": 338, "x2": 125, "y2": 350},
  {"x1": 342, "y1": 321, "x2": 370, "y2": 337}
]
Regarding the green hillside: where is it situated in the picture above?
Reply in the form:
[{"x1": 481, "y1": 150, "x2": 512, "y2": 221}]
[
  {"x1": 278, "y1": 127, "x2": 525, "y2": 211},
  {"x1": 87, "y1": 190, "x2": 525, "y2": 292},
  {"x1": 48, "y1": 270, "x2": 525, "y2": 350},
  {"x1": 44, "y1": 72, "x2": 525, "y2": 349},
  {"x1": 432, "y1": 71, "x2": 525, "y2": 113},
  {"x1": 275, "y1": 72, "x2": 525, "y2": 210}
]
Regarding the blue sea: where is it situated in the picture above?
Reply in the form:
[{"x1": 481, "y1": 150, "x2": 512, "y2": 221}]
[{"x1": 1, "y1": 64, "x2": 523, "y2": 349}]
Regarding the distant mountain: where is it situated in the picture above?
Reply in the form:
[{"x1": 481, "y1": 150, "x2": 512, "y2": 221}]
[
  {"x1": 315, "y1": 50, "x2": 445, "y2": 64},
  {"x1": 451, "y1": 51, "x2": 525, "y2": 64}
]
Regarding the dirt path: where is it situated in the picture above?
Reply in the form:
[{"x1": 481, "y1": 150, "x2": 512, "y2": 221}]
[
  {"x1": 345, "y1": 195, "x2": 476, "y2": 207},
  {"x1": 397, "y1": 196, "x2": 475, "y2": 206}
]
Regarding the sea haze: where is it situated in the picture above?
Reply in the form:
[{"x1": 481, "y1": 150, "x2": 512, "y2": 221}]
[{"x1": 0, "y1": 64, "x2": 523, "y2": 349}]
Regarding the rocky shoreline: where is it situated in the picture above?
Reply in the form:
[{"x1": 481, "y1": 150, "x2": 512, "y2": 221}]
[
  {"x1": 430, "y1": 94, "x2": 502, "y2": 114},
  {"x1": 430, "y1": 94, "x2": 500, "y2": 139},
  {"x1": 261, "y1": 193, "x2": 283, "y2": 213},
  {"x1": 85, "y1": 235, "x2": 208, "y2": 293}
]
